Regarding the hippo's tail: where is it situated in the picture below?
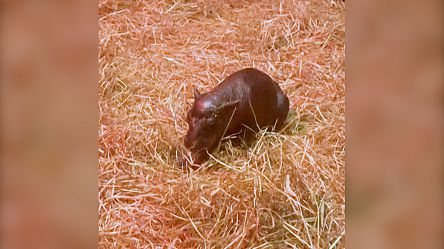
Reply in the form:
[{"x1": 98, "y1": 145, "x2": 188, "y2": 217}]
[{"x1": 273, "y1": 82, "x2": 290, "y2": 130}]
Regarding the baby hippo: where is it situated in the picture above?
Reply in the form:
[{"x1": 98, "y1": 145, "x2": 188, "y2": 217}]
[{"x1": 184, "y1": 68, "x2": 289, "y2": 165}]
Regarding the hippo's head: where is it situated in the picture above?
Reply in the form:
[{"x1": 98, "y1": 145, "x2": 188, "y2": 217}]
[{"x1": 184, "y1": 88, "x2": 239, "y2": 164}]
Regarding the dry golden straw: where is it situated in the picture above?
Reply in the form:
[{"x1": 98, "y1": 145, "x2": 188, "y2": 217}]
[{"x1": 99, "y1": 0, "x2": 345, "y2": 248}]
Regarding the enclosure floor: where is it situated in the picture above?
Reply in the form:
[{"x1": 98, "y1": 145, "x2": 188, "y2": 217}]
[{"x1": 99, "y1": 1, "x2": 345, "y2": 248}]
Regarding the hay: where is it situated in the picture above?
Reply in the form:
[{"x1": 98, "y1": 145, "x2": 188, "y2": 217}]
[{"x1": 98, "y1": 0, "x2": 345, "y2": 248}]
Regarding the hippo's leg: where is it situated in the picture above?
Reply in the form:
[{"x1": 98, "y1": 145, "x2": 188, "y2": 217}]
[{"x1": 239, "y1": 126, "x2": 257, "y2": 146}]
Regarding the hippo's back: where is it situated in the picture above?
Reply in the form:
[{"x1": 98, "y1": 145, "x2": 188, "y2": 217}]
[{"x1": 217, "y1": 68, "x2": 285, "y2": 131}]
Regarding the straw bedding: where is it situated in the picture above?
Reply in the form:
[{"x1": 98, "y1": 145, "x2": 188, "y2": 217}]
[{"x1": 99, "y1": 0, "x2": 345, "y2": 248}]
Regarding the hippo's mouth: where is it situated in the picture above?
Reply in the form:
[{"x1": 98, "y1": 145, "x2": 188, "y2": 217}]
[{"x1": 188, "y1": 148, "x2": 209, "y2": 164}]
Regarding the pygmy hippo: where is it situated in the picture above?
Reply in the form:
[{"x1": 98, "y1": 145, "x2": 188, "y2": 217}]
[{"x1": 183, "y1": 68, "x2": 289, "y2": 165}]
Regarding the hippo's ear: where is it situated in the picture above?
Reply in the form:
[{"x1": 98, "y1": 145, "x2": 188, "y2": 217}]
[
  {"x1": 193, "y1": 88, "x2": 201, "y2": 100},
  {"x1": 216, "y1": 100, "x2": 240, "y2": 113}
]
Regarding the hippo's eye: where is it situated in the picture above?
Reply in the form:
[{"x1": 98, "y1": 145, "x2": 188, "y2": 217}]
[
  {"x1": 206, "y1": 115, "x2": 216, "y2": 125},
  {"x1": 205, "y1": 112, "x2": 217, "y2": 123}
]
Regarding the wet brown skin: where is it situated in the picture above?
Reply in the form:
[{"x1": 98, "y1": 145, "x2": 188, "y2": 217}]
[{"x1": 183, "y1": 68, "x2": 289, "y2": 166}]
